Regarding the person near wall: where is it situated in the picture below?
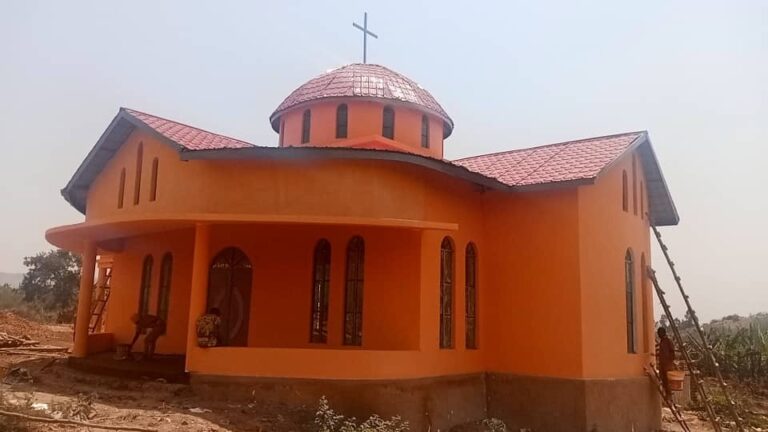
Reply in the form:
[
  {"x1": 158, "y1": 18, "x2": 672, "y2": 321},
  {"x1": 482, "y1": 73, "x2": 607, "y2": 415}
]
[
  {"x1": 129, "y1": 313, "x2": 166, "y2": 360},
  {"x1": 196, "y1": 307, "x2": 222, "y2": 347},
  {"x1": 657, "y1": 327, "x2": 677, "y2": 397}
]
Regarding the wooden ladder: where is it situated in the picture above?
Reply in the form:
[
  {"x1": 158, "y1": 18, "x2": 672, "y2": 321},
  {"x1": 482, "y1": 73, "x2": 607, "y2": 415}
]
[
  {"x1": 646, "y1": 363, "x2": 692, "y2": 432},
  {"x1": 650, "y1": 225, "x2": 745, "y2": 432},
  {"x1": 88, "y1": 267, "x2": 112, "y2": 333}
]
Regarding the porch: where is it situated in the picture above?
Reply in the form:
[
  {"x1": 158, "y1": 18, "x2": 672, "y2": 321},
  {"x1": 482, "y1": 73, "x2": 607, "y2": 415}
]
[{"x1": 48, "y1": 217, "x2": 484, "y2": 380}]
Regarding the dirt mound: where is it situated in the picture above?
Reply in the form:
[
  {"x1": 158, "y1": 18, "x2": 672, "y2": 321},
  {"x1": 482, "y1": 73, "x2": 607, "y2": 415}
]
[{"x1": 0, "y1": 311, "x2": 55, "y2": 340}]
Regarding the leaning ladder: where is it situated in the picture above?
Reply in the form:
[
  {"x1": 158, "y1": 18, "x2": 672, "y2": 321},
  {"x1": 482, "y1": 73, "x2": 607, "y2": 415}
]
[
  {"x1": 648, "y1": 268, "x2": 722, "y2": 431},
  {"x1": 646, "y1": 363, "x2": 691, "y2": 432},
  {"x1": 651, "y1": 225, "x2": 745, "y2": 432},
  {"x1": 88, "y1": 267, "x2": 112, "y2": 333}
]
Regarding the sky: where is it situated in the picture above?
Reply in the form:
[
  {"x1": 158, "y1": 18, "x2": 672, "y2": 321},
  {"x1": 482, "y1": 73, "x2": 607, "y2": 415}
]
[{"x1": 0, "y1": 1, "x2": 766, "y2": 321}]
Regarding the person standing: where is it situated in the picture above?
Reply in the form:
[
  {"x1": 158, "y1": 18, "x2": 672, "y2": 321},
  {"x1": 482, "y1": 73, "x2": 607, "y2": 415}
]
[{"x1": 657, "y1": 327, "x2": 676, "y2": 397}]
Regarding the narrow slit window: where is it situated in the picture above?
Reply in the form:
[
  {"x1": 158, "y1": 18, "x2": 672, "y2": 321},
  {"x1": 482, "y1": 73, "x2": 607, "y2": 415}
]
[
  {"x1": 421, "y1": 115, "x2": 430, "y2": 148},
  {"x1": 301, "y1": 109, "x2": 311, "y2": 144},
  {"x1": 465, "y1": 242, "x2": 478, "y2": 349},
  {"x1": 622, "y1": 170, "x2": 628, "y2": 212},
  {"x1": 440, "y1": 237, "x2": 455, "y2": 349},
  {"x1": 117, "y1": 168, "x2": 126, "y2": 209},
  {"x1": 632, "y1": 155, "x2": 638, "y2": 215},
  {"x1": 310, "y1": 239, "x2": 331, "y2": 343},
  {"x1": 336, "y1": 104, "x2": 348, "y2": 139},
  {"x1": 138, "y1": 255, "x2": 153, "y2": 316},
  {"x1": 279, "y1": 119, "x2": 285, "y2": 146},
  {"x1": 640, "y1": 253, "x2": 650, "y2": 353},
  {"x1": 133, "y1": 142, "x2": 143, "y2": 205},
  {"x1": 157, "y1": 253, "x2": 172, "y2": 327},
  {"x1": 343, "y1": 236, "x2": 365, "y2": 346},
  {"x1": 640, "y1": 181, "x2": 645, "y2": 220},
  {"x1": 625, "y1": 249, "x2": 636, "y2": 354},
  {"x1": 382, "y1": 106, "x2": 395, "y2": 140},
  {"x1": 149, "y1": 158, "x2": 159, "y2": 202}
]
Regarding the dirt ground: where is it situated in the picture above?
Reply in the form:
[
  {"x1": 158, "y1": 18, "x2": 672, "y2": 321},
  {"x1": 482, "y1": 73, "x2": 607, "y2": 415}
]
[{"x1": 0, "y1": 311, "x2": 765, "y2": 431}]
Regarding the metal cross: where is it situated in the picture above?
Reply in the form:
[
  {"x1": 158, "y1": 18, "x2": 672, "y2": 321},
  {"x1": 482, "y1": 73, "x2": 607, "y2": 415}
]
[{"x1": 352, "y1": 12, "x2": 378, "y2": 64}]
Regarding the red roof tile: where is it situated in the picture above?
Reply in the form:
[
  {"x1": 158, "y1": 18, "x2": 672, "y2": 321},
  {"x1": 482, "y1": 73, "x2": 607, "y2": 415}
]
[
  {"x1": 270, "y1": 64, "x2": 453, "y2": 137},
  {"x1": 453, "y1": 132, "x2": 644, "y2": 187},
  {"x1": 124, "y1": 108, "x2": 255, "y2": 151}
]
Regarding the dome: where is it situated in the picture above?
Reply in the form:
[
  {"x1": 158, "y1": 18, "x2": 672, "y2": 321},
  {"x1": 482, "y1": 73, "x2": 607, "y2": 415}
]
[{"x1": 270, "y1": 64, "x2": 454, "y2": 138}]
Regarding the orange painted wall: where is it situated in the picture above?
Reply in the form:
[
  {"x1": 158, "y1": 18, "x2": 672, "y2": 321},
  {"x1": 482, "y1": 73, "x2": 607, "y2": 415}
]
[
  {"x1": 104, "y1": 228, "x2": 194, "y2": 355},
  {"x1": 278, "y1": 100, "x2": 444, "y2": 158},
  {"x1": 482, "y1": 189, "x2": 585, "y2": 379},
  {"x1": 68, "y1": 125, "x2": 655, "y2": 381},
  {"x1": 577, "y1": 151, "x2": 653, "y2": 378}
]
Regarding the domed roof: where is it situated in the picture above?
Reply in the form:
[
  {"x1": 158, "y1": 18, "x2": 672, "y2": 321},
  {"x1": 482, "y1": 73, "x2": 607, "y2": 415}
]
[{"x1": 270, "y1": 63, "x2": 454, "y2": 138}]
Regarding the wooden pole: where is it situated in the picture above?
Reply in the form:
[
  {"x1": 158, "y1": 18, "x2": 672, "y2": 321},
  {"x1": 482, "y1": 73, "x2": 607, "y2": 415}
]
[{"x1": 0, "y1": 409, "x2": 158, "y2": 431}]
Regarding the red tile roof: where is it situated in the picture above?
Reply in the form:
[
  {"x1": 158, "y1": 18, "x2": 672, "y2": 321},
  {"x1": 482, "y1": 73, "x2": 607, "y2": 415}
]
[
  {"x1": 270, "y1": 64, "x2": 453, "y2": 137},
  {"x1": 452, "y1": 132, "x2": 644, "y2": 187},
  {"x1": 124, "y1": 108, "x2": 255, "y2": 151}
]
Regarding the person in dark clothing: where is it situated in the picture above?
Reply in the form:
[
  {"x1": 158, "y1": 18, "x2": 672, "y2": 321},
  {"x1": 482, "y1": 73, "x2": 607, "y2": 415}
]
[
  {"x1": 129, "y1": 313, "x2": 166, "y2": 360},
  {"x1": 657, "y1": 327, "x2": 676, "y2": 397}
]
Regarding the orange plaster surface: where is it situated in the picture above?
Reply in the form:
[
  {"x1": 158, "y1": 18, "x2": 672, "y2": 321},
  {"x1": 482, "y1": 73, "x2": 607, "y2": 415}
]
[
  {"x1": 278, "y1": 99, "x2": 444, "y2": 158},
  {"x1": 49, "y1": 109, "x2": 654, "y2": 382},
  {"x1": 578, "y1": 151, "x2": 653, "y2": 379}
]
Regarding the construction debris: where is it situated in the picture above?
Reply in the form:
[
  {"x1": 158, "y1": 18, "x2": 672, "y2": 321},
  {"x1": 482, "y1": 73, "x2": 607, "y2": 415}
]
[
  {"x1": 0, "y1": 408, "x2": 158, "y2": 432},
  {"x1": 0, "y1": 332, "x2": 38, "y2": 348}
]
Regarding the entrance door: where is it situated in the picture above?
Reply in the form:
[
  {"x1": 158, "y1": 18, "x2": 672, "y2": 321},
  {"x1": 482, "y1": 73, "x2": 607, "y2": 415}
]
[{"x1": 207, "y1": 247, "x2": 252, "y2": 346}]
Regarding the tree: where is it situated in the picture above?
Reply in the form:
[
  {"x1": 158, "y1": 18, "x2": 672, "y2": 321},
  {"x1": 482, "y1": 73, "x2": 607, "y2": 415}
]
[{"x1": 19, "y1": 249, "x2": 81, "y2": 321}]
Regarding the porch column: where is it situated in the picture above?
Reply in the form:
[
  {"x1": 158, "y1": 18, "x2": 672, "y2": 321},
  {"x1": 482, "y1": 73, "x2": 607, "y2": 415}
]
[
  {"x1": 72, "y1": 242, "x2": 97, "y2": 358},
  {"x1": 185, "y1": 223, "x2": 211, "y2": 362}
]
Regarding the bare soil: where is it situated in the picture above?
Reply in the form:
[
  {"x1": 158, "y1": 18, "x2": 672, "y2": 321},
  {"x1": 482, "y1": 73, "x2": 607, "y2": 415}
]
[{"x1": 0, "y1": 312, "x2": 765, "y2": 431}]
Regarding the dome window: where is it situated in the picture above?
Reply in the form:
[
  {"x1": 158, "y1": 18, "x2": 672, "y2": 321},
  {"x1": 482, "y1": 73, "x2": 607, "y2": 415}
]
[
  {"x1": 301, "y1": 109, "x2": 311, "y2": 144},
  {"x1": 336, "y1": 104, "x2": 348, "y2": 139},
  {"x1": 382, "y1": 106, "x2": 395, "y2": 140},
  {"x1": 421, "y1": 115, "x2": 430, "y2": 148}
]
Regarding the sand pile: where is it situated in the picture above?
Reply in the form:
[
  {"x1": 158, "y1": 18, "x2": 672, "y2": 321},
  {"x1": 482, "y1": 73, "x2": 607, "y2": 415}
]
[{"x1": 0, "y1": 311, "x2": 54, "y2": 340}]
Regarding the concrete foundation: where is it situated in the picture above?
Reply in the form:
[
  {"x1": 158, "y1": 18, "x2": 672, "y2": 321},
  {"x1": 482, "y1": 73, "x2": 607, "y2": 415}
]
[
  {"x1": 192, "y1": 372, "x2": 661, "y2": 432},
  {"x1": 191, "y1": 373, "x2": 486, "y2": 432},
  {"x1": 487, "y1": 373, "x2": 661, "y2": 432}
]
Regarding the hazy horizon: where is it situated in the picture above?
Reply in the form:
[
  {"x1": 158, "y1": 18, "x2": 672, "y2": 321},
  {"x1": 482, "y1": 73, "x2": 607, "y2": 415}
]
[{"x1": 1, "y1": 1, "x2": 766, "y2": 321}]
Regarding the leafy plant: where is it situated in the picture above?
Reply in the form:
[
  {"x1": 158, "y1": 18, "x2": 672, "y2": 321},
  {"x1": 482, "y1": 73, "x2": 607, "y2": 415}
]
[{"x1": 315, "y1": 396, "x2": 409, "y2": 432}]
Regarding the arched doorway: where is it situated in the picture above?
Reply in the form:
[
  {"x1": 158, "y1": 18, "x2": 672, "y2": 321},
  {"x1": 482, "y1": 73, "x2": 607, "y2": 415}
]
[{"x1": 207, "y1": 247, "x2": 252, "y2": 346}]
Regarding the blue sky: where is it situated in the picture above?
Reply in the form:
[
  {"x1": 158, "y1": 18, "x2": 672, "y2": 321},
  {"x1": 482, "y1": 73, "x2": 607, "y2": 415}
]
[{"x1": 0, "y1": 1, "x2": 766, "y2": 320}]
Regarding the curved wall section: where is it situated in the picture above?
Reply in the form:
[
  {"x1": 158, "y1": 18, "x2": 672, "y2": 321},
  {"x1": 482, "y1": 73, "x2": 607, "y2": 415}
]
[
  {"x1": 278, "y1": 100, "x2": 444, "y2": 158},
  {"x1": 85, "y1": 131, "x2": 466, "y2": 225}
]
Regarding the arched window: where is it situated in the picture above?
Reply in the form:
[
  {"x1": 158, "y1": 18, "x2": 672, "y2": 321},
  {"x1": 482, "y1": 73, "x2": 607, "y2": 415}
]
[
  {"x1": 421, "y1": 115, "x2": 430, "y2": 148},
  {"x1": 465, "y1": 242, "x2": 478, "y2": 349},
  {"x1": 640, "y1": 181, "x2": 645, "y2": 220},
  {"x1": 336, "y1": 104, "x2": 348, "y2": 139},
  {"x1": 207, "y1": 247, "x2": 253, "y2": 346},
  {"x1": 310, "y1": 239, "x2": 331, "y2": 343},
  {"x1": 625, "y1": 249, "x2": 636, "y2": 353},
  {"x1": 382, "y1": 106, "x2": 395, "y2": 140},
  {"x1": 117, "y1": 168, "x2": 126, "y2": 209},
  {"x1": 632, "y1": 155, "x2": 638, "y2": 215},
  {"x1": 622, "y1": 170, "x2": 628, "y2": 212},
  {"x1": 134, "y1": 142, "x2": 143, "y2": 205},
  {"x1": 640, "y1": 253, "x2": 650, "y2": 353},
  {"x1": 157, "y1": 253, "x2": 173, "y2": 325},
  {"x1": 440, "y1": 237, "x2": 455, "y2": 349},
  {"x1": 343, "y1": 236, "x2": 365, "y2": 346},
  {"x1": 149, "y1": 158, "x2": 159, "y2": 202},
  {"x1": 301, "y1": 109, "x2": 311, "y2": 144},
  {"x1": 138, "y1": 255, "x2": 153, "y2": 315}
]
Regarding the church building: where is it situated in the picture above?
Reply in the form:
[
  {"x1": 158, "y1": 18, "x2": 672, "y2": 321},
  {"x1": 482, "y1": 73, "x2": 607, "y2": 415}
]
[{"x1": 47, "y1": 63, "x2": 678, "y2": 432}]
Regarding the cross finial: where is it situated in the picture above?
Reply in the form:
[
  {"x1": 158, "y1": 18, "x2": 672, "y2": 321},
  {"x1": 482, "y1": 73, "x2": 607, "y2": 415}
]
[{"x1": 352, "y1": 12, "x2": 378, "y2": 64}]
